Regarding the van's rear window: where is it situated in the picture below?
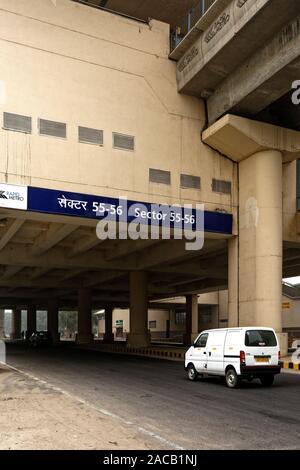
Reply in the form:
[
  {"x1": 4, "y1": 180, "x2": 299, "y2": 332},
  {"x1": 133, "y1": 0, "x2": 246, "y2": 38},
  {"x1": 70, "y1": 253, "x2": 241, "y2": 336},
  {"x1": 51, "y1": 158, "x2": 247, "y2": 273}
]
[{"x1": 245, "y1": 330, "x2": 277, "y2": 347}]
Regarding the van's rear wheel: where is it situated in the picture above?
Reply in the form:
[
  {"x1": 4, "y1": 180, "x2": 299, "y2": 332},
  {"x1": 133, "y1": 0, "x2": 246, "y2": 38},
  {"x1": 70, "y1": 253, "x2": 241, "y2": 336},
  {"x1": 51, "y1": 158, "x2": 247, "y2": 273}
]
[
  {"x1": 225, "y1": 368, "x2": 239, "y2": 388},
  {"x1": 187, "y1": 364, "x2": 198, "y2": 381},
  {"x1": 260, "y1": 375, "x2": 274, "y2": 387}
]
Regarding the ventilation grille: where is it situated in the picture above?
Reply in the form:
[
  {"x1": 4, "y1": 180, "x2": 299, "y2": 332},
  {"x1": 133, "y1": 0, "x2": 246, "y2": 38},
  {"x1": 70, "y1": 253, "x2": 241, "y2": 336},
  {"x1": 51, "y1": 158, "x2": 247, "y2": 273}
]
[
  {"x1": 180, "y1": 174, "x2": 200, "y2": 189},
  {"x1": 3, "y1": 112, "x2": 32, "y2": 133},
  {"x1": 39, "y1": 119, "x2": 66, "y2": 138},
  {"x1": 149, "y1": 168, "x2": 171, "y2": 185},
  {"x1": 113, "y1": 132, "x2": 135, "y2": 151},
  {"x1": 212, "y1": 178, "x2": 231, "y2": 194},
  {"x1": 79, "y1": 126, "x2": 103, "y2": 145}
]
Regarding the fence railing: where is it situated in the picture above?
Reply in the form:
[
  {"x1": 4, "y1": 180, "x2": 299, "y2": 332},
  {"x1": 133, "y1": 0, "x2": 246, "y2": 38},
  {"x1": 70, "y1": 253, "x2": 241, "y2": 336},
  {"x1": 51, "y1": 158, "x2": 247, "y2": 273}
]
[{"x1": 170, "y1": 0, "x2": 216, "y2": 52}]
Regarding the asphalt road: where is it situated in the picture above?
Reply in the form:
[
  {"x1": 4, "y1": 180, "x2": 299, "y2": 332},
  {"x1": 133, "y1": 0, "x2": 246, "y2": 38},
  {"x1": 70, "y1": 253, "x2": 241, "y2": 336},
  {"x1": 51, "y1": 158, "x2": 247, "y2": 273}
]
[{"x1": 5, "y1": 343, "x2": 300, "y2": 450}]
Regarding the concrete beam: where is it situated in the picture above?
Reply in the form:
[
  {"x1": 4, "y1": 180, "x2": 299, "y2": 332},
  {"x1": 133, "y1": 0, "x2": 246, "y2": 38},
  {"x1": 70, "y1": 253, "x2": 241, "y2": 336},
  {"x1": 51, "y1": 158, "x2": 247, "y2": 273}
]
[
  {"x1": 30, "y1": 267, "x2": 52, "y2": 279},
  {"x1": 208, "y1": 14, "x2": 300, "y2": 123},
  {"x1": 31, "y1": 223, "x2": 79, "y2": 255},
  {"x1": 0, "y1": 219, "x2": 24, "y2": 250},
  {"x1": 0, "y1": 244, "x2": 136, "y2": 271},
  {"x1": 1, "y1": 266, "x2": 23, "y2": 280},
  {"x1": 150, "y1": 255, "x2": 227, "y2": 278},
  {"x1": 60, "y1": 269, "x2": 87, "y2": 281},
  {"x1": 137, "y1": 239, "x2": 200, "y2": 270},
  {"x1": 202, "y1": 114, "x2": 300, "y2": 162},
  {"x1": 176, "y1": 0, "x2": 300, "y2": 95},
  {"x1": 85, "y1": 270, "x2": 124, "y2": 287},
  {"x1": 68, "y1": 232, "x2": 103, "y2": 257},
  {"x1": 105, "y1": 239, "x2": 158, "y2": 261},
  {"x1": 174, "y1": 278, "x2": 227, "y2": 296}
]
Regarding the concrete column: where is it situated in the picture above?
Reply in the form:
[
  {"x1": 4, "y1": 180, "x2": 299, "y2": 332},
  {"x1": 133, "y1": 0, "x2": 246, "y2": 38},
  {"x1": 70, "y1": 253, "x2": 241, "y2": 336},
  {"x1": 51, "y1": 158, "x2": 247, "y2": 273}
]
[
  {"x1": 11, "y1": 309, "x2": 21, "y2": 340},
  {"x1": 27, "y1": 305, "x2": 36, "y2": 339},
  {"x1": 127, "y1": 271, "x2": 150, "y2": 348},
  {"x1": 0, "y1": 309, "x2": 4, "y2": 339},
  {"x1": 47, "y1": 299, "x2": 60, "y2": 344},
  {"x1": 183, "y1": 294, "x2": 198, "y2": 345},
  {"x1": 103, "y1": 306, "x2": 114, "y2": 343},
  {"x1": 229, "y1": 149, "x2": 287, "y2": 354},
  {"x1": 77, "y1": 288, "x2": 93, "y2": 344},
  {"x1": 228, "y1": 237, "x2": 239, "y2": 327}
]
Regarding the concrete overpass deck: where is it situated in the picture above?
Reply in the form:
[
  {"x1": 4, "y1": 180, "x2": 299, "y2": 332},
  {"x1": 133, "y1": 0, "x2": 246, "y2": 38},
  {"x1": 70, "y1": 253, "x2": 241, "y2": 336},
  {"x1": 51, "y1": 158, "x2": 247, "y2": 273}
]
[
  {"x1": 171, "y1": 0, "x2": 300, "y2": 127},
  {"x1": 0, "y1": 208, "x2": 229, "y2": 311}
]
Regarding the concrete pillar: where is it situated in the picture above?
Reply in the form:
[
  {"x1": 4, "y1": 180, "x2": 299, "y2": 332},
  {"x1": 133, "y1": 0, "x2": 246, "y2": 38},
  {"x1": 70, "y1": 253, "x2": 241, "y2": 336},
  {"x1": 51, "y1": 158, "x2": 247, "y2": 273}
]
[
  {"x1": 103, "y1": 306, "x2": 114, "y2": 343},
  {"x1": 183, "y1": 294, "x2": 198, "y2": 345},
  {"x1": 229, "y1": 149, "x2": 287, "y2": 354},
  {"x1": 27, "y1": 305, "x2": 36, "y2": 338},
  {"x1": 47, "y1": 299, "x2": 60, "y2": 344},
  {"x1": 11, "y1": 309, "x2": 21, "y2": 340},
  {"x1": 77, "y1": 288, "x2": 93, "y2": 344},
  {"x1": 127, "y1": 271, "x2": 150, "y2": 348},
  {"x1": 0, "y1": 309, "x2": 4, "y2": 339},
  {"x1": 228, "y1": 237, "x2": 239, "y2": 327}
]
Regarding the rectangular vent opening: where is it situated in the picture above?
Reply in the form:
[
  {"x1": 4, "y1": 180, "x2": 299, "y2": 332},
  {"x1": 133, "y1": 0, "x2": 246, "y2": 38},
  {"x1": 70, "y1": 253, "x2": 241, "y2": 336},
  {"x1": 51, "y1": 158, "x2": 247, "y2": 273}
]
[
  {"x1": 149, "y1": 168, "x2": 171, "y2": 185},
  {"x1": 3, "y1": 112, "x2": 32, "y2": 133},
  {"x1": 39, "y1": 119, "x2": 66, "y2": 138},
  {"x1": 180, "y1": 174, "x2": 200, "y2": 189},
  {"x1": 212, "y1": 179, "x2": 231, "y2": 194},
  {"x1": 79, "y1": 126, "x2": 103, "y2": 145},
  {"x1": 113, "y1": 132, "x2": 135, "y2": 151}
]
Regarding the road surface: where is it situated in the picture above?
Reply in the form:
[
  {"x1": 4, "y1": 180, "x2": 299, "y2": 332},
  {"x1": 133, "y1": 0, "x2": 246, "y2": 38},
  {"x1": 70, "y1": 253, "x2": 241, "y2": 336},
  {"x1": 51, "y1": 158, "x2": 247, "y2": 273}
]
[{"x1": 5, "y1": 343, "x2": 300, "y2": 450}]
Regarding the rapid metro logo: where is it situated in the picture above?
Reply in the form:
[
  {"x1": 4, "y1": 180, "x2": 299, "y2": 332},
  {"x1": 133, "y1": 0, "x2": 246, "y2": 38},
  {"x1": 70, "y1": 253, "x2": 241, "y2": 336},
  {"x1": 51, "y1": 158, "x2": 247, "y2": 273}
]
[
  {"x1": 0, "y1": 191, "x2": 8, "y2": 199},
  {"x1": 0, "y1": 183, "x2": 28, "y2": 210}
]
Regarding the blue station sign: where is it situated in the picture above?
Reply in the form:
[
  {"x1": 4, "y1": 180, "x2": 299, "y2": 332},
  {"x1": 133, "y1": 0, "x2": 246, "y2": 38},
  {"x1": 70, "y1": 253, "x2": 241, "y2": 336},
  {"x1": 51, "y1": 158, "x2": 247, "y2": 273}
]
[{"x1": 27, "y1": 186, "x2": 232, "y2": 235}]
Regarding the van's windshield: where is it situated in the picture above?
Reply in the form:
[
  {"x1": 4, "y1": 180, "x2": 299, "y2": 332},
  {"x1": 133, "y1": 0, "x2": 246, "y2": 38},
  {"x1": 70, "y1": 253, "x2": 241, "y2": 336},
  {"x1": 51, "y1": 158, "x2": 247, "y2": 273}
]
[{"x1": 245, "y1": 330, "x2": 277, "y2": 347}]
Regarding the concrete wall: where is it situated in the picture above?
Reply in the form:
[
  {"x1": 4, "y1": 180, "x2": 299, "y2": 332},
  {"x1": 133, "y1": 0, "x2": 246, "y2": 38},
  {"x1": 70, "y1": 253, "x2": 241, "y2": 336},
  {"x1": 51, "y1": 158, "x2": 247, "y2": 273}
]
[
  {"x1": 98, "y1": 308, "x2": 169, "y2": 337},
  {"x1": 0, "y1": 0, "x2": 237, "y2": 216},
  {"x1": 282, "y1": 295, "x2": 300, "y2": 329},
  {"x1": 97, "y1": 290, "x2": 300, "y2": 340}
]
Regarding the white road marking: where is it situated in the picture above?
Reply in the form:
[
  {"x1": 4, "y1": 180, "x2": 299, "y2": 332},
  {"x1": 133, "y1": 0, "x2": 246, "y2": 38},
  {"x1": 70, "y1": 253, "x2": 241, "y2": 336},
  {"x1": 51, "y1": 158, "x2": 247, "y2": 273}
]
[{"x1": 3, "y1": 362, "x2": 184, "y2": 450}]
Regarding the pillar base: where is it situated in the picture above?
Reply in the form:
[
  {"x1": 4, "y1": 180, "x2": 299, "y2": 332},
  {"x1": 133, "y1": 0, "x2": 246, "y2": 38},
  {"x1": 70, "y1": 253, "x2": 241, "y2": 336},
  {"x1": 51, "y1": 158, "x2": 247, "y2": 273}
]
[
  {"x1": 127, "y1": 333, "x2": 151, "y2": 348},
  {"x1": 103, "y1": 333, "x2": 114, "y2": 343},
  {"x1": 277, "y1": 332, "x2": 288, "y2": 357},
  {"x1": 76, "y1": 333, "x2": 94, "y2": 344}
]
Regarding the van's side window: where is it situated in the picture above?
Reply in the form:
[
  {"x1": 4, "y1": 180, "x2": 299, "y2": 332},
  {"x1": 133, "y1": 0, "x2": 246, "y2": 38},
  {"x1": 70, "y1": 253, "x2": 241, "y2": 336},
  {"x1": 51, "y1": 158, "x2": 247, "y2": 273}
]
[{"x1": 195, "y1": 333, "x2": 208, "y2": 348}]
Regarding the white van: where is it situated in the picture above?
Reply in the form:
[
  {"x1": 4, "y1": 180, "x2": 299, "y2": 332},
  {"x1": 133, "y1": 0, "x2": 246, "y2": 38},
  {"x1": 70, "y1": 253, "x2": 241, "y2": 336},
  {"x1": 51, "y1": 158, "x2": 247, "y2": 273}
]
[{"x1": 185, "y1": 327, "x2": 281, "y2": 388}]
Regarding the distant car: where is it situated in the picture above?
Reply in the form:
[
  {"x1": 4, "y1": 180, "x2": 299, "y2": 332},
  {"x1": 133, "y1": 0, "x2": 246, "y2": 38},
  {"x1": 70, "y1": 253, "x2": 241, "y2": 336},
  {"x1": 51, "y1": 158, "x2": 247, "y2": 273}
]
[
  {"x1": 185, "y1": 327, "x2": 281, "y2": 388},
  {"x1": 28, "y1": 331, "x2": 53, "y2": 348}
]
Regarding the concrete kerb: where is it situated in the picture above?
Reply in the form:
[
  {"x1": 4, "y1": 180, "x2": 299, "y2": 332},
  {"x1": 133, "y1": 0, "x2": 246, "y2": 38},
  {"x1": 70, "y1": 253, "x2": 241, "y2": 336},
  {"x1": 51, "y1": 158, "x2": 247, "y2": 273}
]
[
  {"x1": 280, "y1": 360, "x2": 300, "y2": 372},
  {"x1": 75, "y1": 342, "x2": 186, "y2": 362},
  {"x1": 74, "y1": 343, "x2": 300, "y2": 371}
]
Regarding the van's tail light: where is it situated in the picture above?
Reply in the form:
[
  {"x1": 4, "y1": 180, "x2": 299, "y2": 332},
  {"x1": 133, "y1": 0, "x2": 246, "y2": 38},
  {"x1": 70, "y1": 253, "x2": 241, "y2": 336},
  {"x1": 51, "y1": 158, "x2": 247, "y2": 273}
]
[
  {"x1": 240, "y1": 350, "x2": 246, "y2": 365},
  {"x1": 278, "y1": 350, "x2": 281, "y2": 362}
]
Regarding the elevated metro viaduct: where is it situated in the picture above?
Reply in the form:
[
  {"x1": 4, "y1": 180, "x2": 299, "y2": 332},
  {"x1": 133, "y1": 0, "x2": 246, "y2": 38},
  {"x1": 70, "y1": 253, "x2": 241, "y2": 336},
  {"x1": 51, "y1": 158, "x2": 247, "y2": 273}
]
[{"x1": 0, "y1": 0, "x2": 300, "y2": 355}]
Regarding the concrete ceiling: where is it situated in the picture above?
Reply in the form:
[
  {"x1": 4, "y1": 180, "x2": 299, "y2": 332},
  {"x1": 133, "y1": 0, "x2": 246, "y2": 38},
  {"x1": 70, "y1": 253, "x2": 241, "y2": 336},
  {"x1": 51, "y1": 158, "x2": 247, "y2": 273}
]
[
  {"x1": 78, "y1": 0, "x2": 199, "y2": 29},
  {"x1": 0, "y1": 208, "x2": 228, "y2": 309}
]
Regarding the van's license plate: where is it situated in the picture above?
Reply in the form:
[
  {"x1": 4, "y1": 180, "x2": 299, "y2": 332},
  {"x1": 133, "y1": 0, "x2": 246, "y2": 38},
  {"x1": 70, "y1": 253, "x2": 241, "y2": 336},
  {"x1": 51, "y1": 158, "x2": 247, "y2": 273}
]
[{"x1": 255, "y1": 357, "x2": 269, "y2": 363}]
